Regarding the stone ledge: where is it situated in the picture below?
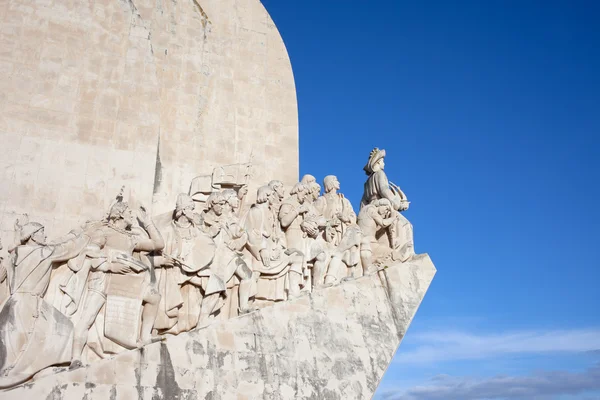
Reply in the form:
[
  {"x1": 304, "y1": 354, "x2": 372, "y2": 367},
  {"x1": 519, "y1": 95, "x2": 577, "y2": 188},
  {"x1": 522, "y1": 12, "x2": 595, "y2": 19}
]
[{"x1": 1, "y1": 254, "x2": 435, "y2": 400}]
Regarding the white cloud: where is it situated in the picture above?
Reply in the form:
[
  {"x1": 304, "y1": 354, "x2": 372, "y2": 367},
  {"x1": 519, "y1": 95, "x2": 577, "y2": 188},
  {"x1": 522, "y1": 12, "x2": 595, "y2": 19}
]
[
  {"x1": 394, "y1": 328, "x2": 600, "y2": 365},
  {"x1": 380, "y1": 364, "x2": 600, "y2": 400}
]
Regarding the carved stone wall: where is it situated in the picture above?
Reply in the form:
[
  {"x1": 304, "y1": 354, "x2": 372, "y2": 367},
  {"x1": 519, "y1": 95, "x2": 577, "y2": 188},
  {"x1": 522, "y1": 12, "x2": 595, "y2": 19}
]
[
  {"x1": 0, "y1": 0, "x2": 298, "y2": 237},
  {"x1": 0, "y1": 255, "x2": 436, "y2": 399}
]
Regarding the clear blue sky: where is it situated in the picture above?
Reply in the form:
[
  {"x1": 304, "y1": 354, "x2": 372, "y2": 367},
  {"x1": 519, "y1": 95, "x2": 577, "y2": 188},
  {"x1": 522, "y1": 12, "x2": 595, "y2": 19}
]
[{"x1": 262, "y1": 1, "x2": 600, "y2": 399}]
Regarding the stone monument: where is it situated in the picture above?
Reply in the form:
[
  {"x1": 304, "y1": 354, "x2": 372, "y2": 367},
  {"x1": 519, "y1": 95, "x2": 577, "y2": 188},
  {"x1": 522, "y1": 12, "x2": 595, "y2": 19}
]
[{"x1": 0, "y1": 0, "x2": 435, "y2": 398}]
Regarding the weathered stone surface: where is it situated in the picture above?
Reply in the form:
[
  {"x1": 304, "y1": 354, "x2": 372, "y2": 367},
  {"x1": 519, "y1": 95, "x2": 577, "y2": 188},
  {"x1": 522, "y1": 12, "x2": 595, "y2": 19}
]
[
  {"x1": 0, "y1": 0, "x2": 298, "y2": 238},
  {"x1": 0, "y1": 255, "x2": 435, "y2": 399}
]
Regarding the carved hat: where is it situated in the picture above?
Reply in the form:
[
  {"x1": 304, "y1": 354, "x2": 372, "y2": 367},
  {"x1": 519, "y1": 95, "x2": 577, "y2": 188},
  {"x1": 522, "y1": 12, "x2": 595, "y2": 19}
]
[
  {"x1": 20, "y1": 222, "x2": 44, "y2": 243},
  {"x1": 176, "y1": 193, "x2": 195, "y2": 212},
  {"x1": 363, "y1": 148, "x2": 386, "y2": 175}
]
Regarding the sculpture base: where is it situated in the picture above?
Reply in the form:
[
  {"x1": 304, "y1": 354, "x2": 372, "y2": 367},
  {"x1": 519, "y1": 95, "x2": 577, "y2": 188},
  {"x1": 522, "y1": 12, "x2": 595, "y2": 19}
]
[{"x1": 1, "y1": 255, "x2": 435, "y2": 399}]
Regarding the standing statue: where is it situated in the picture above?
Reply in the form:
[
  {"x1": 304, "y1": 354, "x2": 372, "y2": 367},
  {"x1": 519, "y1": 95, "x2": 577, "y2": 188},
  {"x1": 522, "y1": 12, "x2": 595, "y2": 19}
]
[
  {"x1": 153, "y1": 194, "x2": 225, "y2": 334},
  {"x1": 201, "y1": 192, "x2": 254, "y2": 316},
  {"x1": 279, "y1": 183, "x2": 327, "y2": 290},
  {"x1": 315, "y1": 175, "x2": 357, "y2": 245},
  {"x1": 314, "y1": 176, "x2": 362, "y2": 286},
  {"x1": 244, "y1": 186, "x2": 304, "y2": 301},
  {"x1": 0, "y1": 220, "x2": 89, "y2": 388},
  {"x1": 360, "y1": 148, "x2": 415, "y2": 262},
  {"x1": 70, "y1": 201, "x2": 164, "y2": 368}
]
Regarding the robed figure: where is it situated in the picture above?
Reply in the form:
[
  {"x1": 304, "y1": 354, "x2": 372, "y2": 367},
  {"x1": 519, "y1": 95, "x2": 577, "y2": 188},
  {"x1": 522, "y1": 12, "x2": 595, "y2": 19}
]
[
  {"x1": 360, "y1": 148, "x2": 415, "y2": 263},
  {"x1": 0, "y1": 222, "x2": 89, "y2": 388}
]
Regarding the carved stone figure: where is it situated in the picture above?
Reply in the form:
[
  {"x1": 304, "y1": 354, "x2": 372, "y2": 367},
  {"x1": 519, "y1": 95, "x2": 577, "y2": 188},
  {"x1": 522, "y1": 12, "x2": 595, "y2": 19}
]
[
  {"x1": 153, "y1": 194, "x2": 225, "y2": 334},
  {"x1": 201, "y1": 192, "x2": 254, "y2": 316},
  {"x1": 314, "y1": 176, "x2": 362, "y2": 286},
  {"x1": 267, "y1": 180, "x2": 286, "y2": 215},
  {"x1": 360, "y1": 148, "x2": 415, "y2": 262},
  {"x1": 222, "y1": 188, "x2": 242, "y2": 217},
  {"x1": 279, "y1": 183, "x2": 328, "y2": 290},
  {"x1": 357, "y1": 198, "x2": 405, "y2": 272},
  {"x1": 244, "y1": 186, "x2": 304, "y2": 300},
  {"x1": 0, "y1": 221, "x2": 89, "y2": 388},
  {"x1": 315, "y1": 175, "x2": 357, "y2": 245},
  {"x1": 301, "y1": 174, "x2": 322, "y2": 203},
  {"x1": 268, "y1": 180, "x2": 285, "y2": 202},
  {"x1": 0, "y1": 149, "x2": 426, "y2": 389},
  {"x1": 69, "y1": 201, "x2": 164, "y2": 368},
  {"x1": 236, "y1": 184, "x2": 249, "y2": 216}
]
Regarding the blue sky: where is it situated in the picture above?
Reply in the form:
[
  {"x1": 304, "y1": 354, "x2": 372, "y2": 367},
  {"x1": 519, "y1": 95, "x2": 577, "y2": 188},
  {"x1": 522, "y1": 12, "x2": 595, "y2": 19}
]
[{"x1": 262, "y1": 1, "x2": 600, "y2": 399}]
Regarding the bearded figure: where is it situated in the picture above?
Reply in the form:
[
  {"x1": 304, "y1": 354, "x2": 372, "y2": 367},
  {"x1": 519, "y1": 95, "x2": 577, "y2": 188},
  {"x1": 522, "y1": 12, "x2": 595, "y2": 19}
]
[
  {"x1": 153, "y1": 194, "x2": 226, "y2": 333},
  {"x1": 245, "y1": 186, "x2": 304, "y2": 301}
]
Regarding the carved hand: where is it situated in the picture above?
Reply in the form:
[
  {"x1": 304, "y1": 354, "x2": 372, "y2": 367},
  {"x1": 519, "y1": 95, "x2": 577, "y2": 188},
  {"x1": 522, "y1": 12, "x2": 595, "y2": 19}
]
[
  {"x1": 155, "y1": 255, "x2": 176, "y2": 267},
  {"x1": 298, "y1": 204, "x2": 310, "y2": 215},
  {"x1": 259, "y1": 249, "x2": 271, "y2": 268},
  {"x1": 137, "y1": 205, "x2": 150, "y2": 227},
  {"x1": 238, "y1": 185, "x2": 249, "y2": 199},
  {"x1": 111, "y1": 263, "x2": 132, "y2": 274}
]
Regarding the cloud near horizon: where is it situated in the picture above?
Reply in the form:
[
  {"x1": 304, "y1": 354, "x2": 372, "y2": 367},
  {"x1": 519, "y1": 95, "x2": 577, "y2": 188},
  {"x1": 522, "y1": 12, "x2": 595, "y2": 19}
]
[
  {"x1": 394, "y1": 328, "x2": 600, "y2": 365},
  {"x1": 380, "y1": 363, "x2": 600, "y2": 400}
]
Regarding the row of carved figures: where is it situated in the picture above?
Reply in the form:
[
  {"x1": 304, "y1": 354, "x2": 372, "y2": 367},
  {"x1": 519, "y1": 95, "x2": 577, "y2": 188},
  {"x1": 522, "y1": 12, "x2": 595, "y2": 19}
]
[{"x1": 0, "y1": 148, "x2": 415, "y2": 388}]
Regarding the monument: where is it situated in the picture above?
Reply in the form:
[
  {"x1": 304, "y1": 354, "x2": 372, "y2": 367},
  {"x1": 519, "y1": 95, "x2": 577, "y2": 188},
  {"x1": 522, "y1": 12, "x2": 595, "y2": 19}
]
[{"x1": 0, "y1": 0, "x2": 435, "y2": 398}]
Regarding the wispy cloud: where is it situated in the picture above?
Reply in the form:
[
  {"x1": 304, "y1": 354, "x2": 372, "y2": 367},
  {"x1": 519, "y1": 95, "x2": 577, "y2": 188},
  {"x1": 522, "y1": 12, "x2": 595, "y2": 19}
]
[
  {"x1": 380, "y1": 364, "x2": 600, "y2": 400},
  {"x1": 395, "y1": 328, "x2": 600, "y2": 365}
]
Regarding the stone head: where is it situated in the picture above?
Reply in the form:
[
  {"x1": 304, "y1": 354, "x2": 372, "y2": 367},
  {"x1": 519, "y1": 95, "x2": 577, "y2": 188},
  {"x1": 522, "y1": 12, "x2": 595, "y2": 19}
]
[
  {"x1": 363, "y1": 148, "x2": 386, "y2": 175},
  {"x1": 256, "y1": 185, "x2": 274, "y2": 205},
  {"x1": 207, "y1": 192, "x2": 226, "y2": 216},
  {"x1": 300, "y1": 174, "x2": 316, "y2": 185},
  {"x1": 290, "y1": 182, "x2": 308, "y2": 204},
  {"x1": 323, "y1": 175, "x2": 340, "y2": 193},
  {"x1": 222, "y1": 189, "x2": 240, "y2": 211},
  {"x1": 375, "y1": 198, "x2": 392, "y2": 217},
  {"x1": 175, "y1": 193, "x2": 196, "y2": 221},
  {"x1": 109, "y1": 201, "x2": 134, "y2": 228},
  {"x1": 20, "y1": 222, "x2": 46, "y2": 245},
  {"x1": 309, "y1": 182, "x2": 321, "y2": 201},
  {"x1": 268, "y1": 180, "x2": 285, "y2": 200}
]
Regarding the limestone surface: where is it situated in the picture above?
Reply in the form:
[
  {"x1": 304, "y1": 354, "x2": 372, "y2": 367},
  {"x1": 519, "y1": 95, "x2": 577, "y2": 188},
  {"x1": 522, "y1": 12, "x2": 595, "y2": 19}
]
[
  {"x1": 0, "y1": 255, "x2": 435, "y2": 399},
  {"x1": 0, "y1": 0, "x2": 298, "y2": 238}
]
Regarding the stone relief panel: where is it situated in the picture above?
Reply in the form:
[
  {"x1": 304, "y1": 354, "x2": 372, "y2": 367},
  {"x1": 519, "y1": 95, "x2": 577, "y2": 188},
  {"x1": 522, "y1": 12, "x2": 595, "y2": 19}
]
[{"x1": 0, "y1": 148, "x2": 419, "y2": 389}]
